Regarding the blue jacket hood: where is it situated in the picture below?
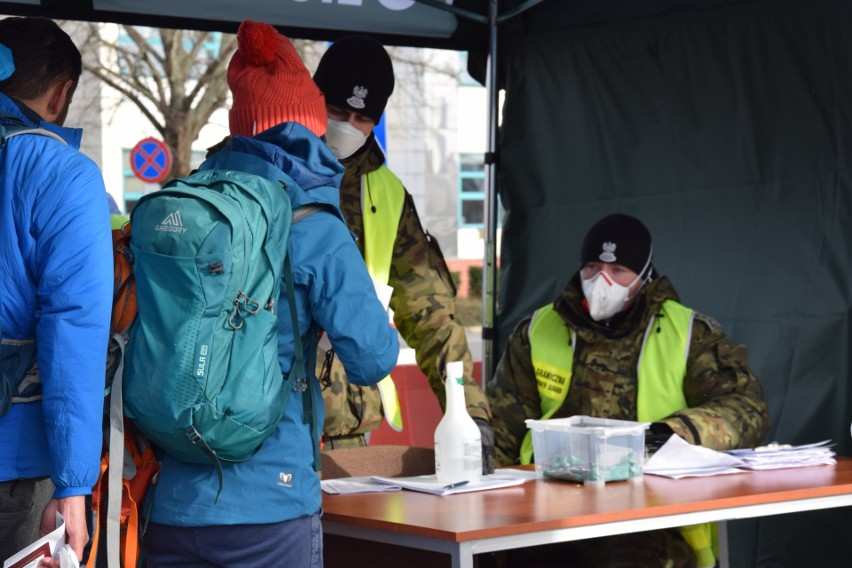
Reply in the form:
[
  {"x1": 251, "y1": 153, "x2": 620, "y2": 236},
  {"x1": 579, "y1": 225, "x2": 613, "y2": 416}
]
[{"x1": 207, "y1": 122, "x2": 343, "y2": 212}]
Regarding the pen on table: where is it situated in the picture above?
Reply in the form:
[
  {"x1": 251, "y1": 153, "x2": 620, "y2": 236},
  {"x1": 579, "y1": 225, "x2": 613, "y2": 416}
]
[{"x1": 442, "y1": 481, "x2": 470, "y2": 490}]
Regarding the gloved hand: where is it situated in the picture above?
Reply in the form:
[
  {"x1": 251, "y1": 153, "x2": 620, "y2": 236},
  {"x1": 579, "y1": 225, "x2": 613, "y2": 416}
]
[
  {"x1": 645, "y1": 422, "x2": 675, "y2": 457},
  {"x1": 473, "y1": 417, "x2": 495, "y2": 474}
]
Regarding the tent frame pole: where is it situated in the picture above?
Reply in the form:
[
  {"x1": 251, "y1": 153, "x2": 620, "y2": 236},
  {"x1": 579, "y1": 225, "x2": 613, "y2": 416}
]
[
  {"x1": 416, "y1": 0, "x2": 548, "y2": 387},
  {"x1": 481, "y1": 0, "x2": 499, "y2": 389}
]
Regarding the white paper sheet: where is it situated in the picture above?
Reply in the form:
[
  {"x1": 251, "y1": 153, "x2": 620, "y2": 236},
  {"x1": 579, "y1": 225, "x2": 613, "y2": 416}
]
[
  {"x1": 321, "y1": 476, "x2": 403, "y2": 495},
  {"x1": 4, "y1": 513, "x2": 71, "y2": 568},
  {"x1": 371, "y1": 473, "x2": 527, "y2": 496},
  {"x1": 645, "y1": 434, "x2": 747, "y2": 478}
]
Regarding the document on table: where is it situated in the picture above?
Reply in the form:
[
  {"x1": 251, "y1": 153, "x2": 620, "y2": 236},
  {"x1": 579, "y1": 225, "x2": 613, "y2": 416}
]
[
  {"x1": 371, "y1": 473, "x2": 528, "y2": 496},
  {"x1": 725, "y1": 440, "x2": 836, "y2": 470},
  {"x1": 645, "y1": 434, "x2": 746, "y2": 478},
  {"x1": 645, "y1": 435, "x2": 837, "y2": 479},
  {"x1": 3, "y1": 512, "x2": 78, "y2": 568},
  {"x1": 321, "y1": 476, "x2": 403, "y2": 495}
]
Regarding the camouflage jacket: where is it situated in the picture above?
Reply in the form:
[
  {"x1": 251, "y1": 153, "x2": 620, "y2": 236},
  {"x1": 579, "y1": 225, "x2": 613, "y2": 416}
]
[
  {"x1": 318, "y1": 136, "x2": 491, "y2": 438},
  {"x1": 487, "y1": 274, "x2": 770, "y2": 467}
]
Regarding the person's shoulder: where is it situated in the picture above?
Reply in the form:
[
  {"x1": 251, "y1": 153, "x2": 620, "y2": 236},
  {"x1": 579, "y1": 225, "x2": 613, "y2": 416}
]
[
  {"x1": 22, "y1": 133, "x2": 99, "y2": 170},
  {"x1": 692, "y1": 311, "x2": 721, "y2": 330},
  {"x1": 511, "y1": 313, "x2": 535, "y2": 340},
  {"x1": 9, "y1": 135, "x2": 102, "y2": 194},
  {"x1": 288, "y1": 204, "x2": 352, "y2": 255},
  {"x1": 291, "y1": 203, "x2": 345, "y2": 233}
]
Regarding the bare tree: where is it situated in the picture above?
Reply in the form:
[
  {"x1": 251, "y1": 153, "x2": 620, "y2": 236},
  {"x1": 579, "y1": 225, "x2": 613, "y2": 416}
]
[
  {"x1": 79, "y1": 24, "x2": 237, "y2": 178},
  {"x1": 76, "y1": 24, "x2": 336, "y2": 179}
]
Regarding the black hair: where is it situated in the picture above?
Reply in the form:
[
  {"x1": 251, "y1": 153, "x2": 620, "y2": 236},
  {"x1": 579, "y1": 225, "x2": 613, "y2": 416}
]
[{"x1": 0, "y1": 17, "x2": 82, "y2": 101}]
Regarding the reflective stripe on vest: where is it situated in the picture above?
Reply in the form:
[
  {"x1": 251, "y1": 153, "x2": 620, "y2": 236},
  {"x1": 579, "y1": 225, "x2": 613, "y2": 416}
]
[
  {"x1": 522, "y1": 300, "x2": 714, "y2": 566},
  {"x1": 362, "y1": 166, "x2": 406, "y2": 431}
]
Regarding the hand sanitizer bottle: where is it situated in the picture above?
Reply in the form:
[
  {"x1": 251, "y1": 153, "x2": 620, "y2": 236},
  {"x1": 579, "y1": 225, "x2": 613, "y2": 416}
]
[{"x1": 434, "y1": 361, "x2": 482, "y2": 484}]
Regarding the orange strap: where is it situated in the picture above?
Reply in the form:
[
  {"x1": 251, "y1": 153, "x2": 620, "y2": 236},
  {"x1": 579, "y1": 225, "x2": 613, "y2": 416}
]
[
  {"x1": 85, "y1": 459, "x2": 110, "y2": 568},
  {"x1": 86, "y1": 437, "x2": 160, "y2": 568},
  {"x1": 121, "y1": 478, "x2": 139, "y2": 568}
]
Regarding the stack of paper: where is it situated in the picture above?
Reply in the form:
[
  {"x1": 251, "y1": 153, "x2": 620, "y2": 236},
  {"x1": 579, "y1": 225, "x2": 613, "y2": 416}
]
[
  {"x1": 644, "y1": 435, "x2": 837, "y2": 479},
  {"x1": 724, "y1": 440, "x2": 836, "y2": 470}
]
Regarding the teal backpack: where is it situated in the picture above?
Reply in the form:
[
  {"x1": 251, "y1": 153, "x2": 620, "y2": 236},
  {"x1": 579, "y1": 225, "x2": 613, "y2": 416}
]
[{"x1": 123, "y1": 155, "x2": 317, "y2": 489}]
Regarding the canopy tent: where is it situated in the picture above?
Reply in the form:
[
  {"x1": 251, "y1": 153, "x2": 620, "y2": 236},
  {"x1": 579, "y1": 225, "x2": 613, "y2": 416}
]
[
  {"x1": 3, "y1": 1, "x2": 851, "y2": 566},
  {"x1": 0, "y1": 0, "x2": 490, "y2": 50}
]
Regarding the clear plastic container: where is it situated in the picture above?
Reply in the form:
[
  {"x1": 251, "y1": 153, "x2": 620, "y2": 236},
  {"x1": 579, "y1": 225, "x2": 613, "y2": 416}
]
[{"x1": 524, "y1": 416, "x2": 649, "y2": 485}]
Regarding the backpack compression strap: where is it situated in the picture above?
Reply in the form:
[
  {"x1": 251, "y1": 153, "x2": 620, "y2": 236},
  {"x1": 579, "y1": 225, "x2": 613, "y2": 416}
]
[
  {"x1": 286, "y1": 204, "x2": 325, "y2": 471},
  {"x1": 0, "y1": 115, "x2": 66, "y2": 146}
]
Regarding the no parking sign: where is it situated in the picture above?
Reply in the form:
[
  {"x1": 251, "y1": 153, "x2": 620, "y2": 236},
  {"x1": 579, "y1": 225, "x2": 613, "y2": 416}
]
[{"x1": 130, "y1": 137, "x2": 172, "y2": 184}]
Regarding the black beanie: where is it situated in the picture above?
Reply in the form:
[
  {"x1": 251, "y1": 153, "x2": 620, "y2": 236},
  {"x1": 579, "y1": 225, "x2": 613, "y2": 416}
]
[
  {"x1": 580, "y1": 214, "x2": 653, "y2": 276},
  {"x1": 313, "y1": 35, "x2": 394, "y2": 125}
]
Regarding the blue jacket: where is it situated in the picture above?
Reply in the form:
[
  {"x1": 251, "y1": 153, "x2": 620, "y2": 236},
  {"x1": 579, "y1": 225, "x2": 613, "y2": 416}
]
[
  {"x1": 0, "y1": 94, "x2": 112, "y2": 497},
  {"x1": 148, "y1": 122, "x2": 400, "y2": 526}
]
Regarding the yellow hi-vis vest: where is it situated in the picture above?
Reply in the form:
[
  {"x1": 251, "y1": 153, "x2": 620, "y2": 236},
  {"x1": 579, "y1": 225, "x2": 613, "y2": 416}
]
[
  {"x1": 362, "y1": 165, "x2": 406, "y2": 431},
  {"x1": 522, "y1": 300, "x2": 717, "y2": 568}
]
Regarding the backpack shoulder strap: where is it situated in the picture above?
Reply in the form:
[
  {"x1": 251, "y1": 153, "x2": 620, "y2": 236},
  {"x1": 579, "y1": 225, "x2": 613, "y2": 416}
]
[
  {"x1": 0, "y1": 115, "x2": 66, "y2": 146},
  {"x1": 286, "y1": 203, "x2": 326, "y2": 470},
  {"x1": 292, "y1": 203, "x2": 328, "y2": 223}
]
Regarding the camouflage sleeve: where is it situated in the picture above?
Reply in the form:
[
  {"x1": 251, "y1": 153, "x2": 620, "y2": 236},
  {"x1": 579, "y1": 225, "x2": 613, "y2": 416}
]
[
  {"x1": 389, "y1": 192, "x2": 491, "y2": 422},
  {"x1": 659, "y1": 313, "x2": 771, "y2": 451},
  {"x1": 485, "y1": 316, "x2": 541, "y2": 467}
]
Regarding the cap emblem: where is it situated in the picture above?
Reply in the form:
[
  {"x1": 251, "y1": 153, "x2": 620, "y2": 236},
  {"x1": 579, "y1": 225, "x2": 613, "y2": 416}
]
[
  {"x1": 346, "y1": 85, "x2": 368, "y2": 109},
  {"x1": 599, "y1": 242, "x2": 617, "y2": 262}
]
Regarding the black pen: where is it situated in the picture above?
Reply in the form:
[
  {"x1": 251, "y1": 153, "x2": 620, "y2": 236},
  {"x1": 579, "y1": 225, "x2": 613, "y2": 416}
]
[{"x1": 442, "y1": 480, "x2": 470, "y2": 490}]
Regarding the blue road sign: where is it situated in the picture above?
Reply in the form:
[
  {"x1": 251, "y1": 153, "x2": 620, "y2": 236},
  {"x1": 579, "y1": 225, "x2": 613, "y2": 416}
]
[{"x1": 130, "y1": 138, "x2": 172, "y2": 183}]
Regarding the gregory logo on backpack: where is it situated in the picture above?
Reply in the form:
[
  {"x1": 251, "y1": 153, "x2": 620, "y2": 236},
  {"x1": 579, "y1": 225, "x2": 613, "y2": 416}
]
[{"x1": 155, "y1": 210, "x2": 187, "y2": 233}]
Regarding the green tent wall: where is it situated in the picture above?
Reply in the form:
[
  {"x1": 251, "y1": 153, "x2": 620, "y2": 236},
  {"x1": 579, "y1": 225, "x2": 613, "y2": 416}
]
[{"x1": 496, "y1": 1, "x2": 852, "y2": 565}]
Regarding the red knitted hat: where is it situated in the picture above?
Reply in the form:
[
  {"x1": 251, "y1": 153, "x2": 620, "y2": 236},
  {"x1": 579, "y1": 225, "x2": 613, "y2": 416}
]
[{"x1": 228, "y1": 20, "x2": 327, "y2": 137}]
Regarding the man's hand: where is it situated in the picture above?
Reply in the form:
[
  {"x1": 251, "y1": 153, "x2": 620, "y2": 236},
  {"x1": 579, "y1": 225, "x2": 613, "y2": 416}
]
[
  {"x1": 39, "y1": 495, "x2": 88, "y2": 567},
  {"x1": 645, "y1": 422, "x2": 675, "y2": 458},
  {"x1": 473, "y1": 417, "x2": 495, "y2": 475}
]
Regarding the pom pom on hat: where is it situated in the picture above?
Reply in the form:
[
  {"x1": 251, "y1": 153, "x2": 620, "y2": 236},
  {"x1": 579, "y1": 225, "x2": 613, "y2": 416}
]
[
  {"x1": 237, "y1": 21, "x2": 279, "y2": 66},
  {"x1": 228, "y1": 20, "x2": 327, "y2": 137}
]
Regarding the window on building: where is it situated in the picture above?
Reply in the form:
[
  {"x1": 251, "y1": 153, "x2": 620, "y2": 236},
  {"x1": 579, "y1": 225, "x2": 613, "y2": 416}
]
[{"x1": 458, "y1": 154, "x2": 503, "y2": 229}]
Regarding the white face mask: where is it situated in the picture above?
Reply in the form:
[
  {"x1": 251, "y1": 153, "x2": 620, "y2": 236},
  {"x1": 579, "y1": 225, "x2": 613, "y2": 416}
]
[
  {"x1": 581, "y1": 271, "x2": 644, "y2": 321},
  {"x1": 325, "y1": 118, "x2": 369, "y2": 159}
]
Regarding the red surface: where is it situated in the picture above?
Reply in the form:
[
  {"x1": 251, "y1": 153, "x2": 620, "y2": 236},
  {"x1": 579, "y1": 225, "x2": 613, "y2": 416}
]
[{"x1": 369, "y1": 361, "x2": 483, "y2": 448}]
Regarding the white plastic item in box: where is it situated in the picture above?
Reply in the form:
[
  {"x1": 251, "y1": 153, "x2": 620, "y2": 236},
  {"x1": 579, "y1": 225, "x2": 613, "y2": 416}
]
[{"x1": 524, "y1": 416, "x2": 650, "y2": 485}]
